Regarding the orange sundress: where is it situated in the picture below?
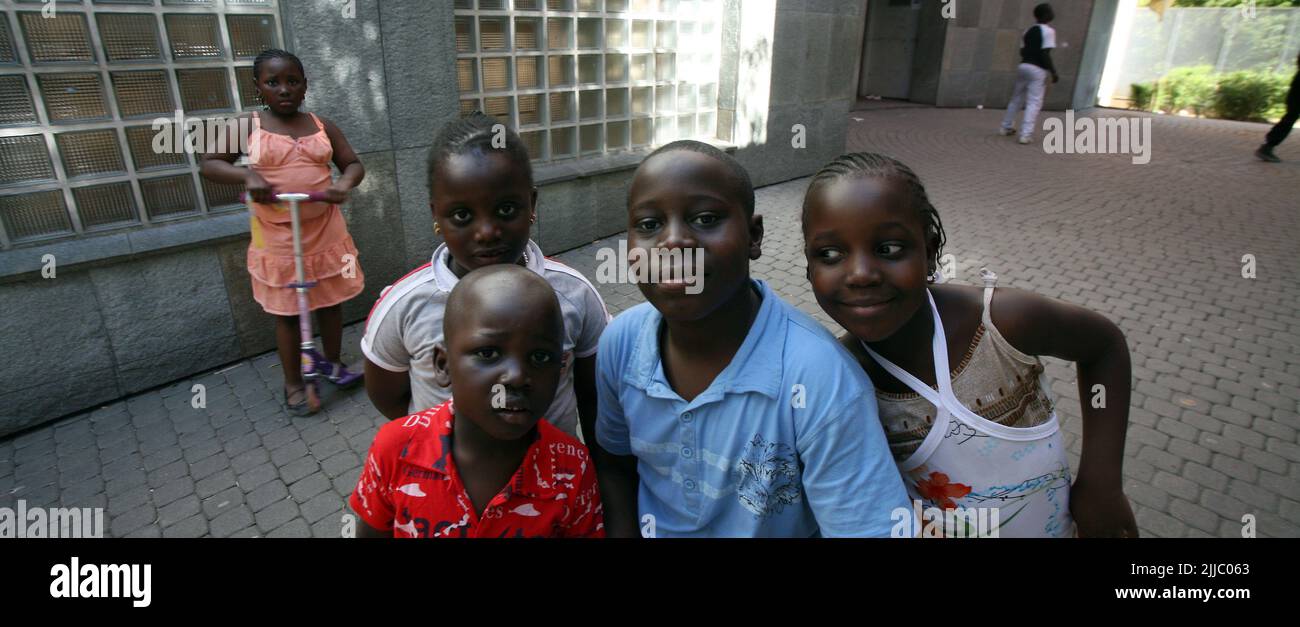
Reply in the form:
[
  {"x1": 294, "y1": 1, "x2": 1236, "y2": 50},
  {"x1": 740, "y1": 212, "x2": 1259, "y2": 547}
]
[{"x1": 245, "y1": 112, "x2": 364, "y2": 316}]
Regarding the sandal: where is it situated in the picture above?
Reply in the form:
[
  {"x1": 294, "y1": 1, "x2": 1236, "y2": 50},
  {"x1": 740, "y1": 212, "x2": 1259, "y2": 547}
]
[
  {"x1": 284, "y1": 383, "x2": 316, "y2": 416},
  {"x1": 322, "y1": 361, "x2": 363, "y2": 388}
]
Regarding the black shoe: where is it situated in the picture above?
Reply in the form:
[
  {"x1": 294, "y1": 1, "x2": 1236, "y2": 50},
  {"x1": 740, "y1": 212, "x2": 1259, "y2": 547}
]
[{"x1": 1256, "y1": 145, "x2": 1281, "y2": 162}]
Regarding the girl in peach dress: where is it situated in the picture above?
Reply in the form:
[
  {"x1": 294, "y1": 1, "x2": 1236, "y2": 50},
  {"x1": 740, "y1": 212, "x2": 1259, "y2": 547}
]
[{"x1": 201, "y1": 49, "x2": 365, "y2": 415}]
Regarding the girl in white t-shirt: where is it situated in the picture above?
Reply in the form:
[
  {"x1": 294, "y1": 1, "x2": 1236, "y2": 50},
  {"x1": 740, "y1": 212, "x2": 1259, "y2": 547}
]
[{"x1": 361, "y1": 113, "x2": 609, "y2": 446}]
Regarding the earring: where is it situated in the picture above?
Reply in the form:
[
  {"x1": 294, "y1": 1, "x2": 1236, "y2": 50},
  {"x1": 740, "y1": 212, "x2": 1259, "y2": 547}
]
[
  {"x1": 434, "y1": 221, "x2": 441, "y2": 235},
  {"x1": 529, "y1": 214, "x2": 536, "y2": 225}
]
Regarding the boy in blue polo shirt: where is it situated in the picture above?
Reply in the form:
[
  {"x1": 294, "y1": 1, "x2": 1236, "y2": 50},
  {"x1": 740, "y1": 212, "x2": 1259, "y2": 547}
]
[{"x1": 594, "y1": 140, "x2": 910, "y2": 537}]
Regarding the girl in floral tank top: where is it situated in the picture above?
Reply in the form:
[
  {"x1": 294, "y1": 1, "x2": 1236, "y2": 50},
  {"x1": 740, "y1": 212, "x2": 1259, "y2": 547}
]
[{"x1": 801, "y1": 152, "x2": 1138, "y2": 538}]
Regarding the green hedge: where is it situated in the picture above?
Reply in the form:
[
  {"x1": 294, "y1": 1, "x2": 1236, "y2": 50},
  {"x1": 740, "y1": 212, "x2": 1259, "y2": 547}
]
[{"x1": 1130, "y1": 68, "x2": 1290, "y2": 122}]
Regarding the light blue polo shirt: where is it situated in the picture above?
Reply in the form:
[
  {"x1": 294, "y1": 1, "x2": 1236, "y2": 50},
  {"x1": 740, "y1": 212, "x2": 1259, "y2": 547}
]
[{"x1": 596, "y1": 279, "x2": 909, "y2": 537}]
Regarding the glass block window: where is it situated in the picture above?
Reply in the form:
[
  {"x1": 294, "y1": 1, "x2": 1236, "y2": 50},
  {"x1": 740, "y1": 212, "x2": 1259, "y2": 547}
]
[
  {"x1": 456, "y1": 0, "x2": 723, "y2": 163},
  {"x1": 0, "y1": 1, "x2": 282, "y2": 248}
]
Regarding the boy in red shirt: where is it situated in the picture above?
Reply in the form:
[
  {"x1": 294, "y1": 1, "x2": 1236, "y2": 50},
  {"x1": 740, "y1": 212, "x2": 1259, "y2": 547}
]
[{"x1": 349, "y1": 265, "x2": 603, "y2": 538}]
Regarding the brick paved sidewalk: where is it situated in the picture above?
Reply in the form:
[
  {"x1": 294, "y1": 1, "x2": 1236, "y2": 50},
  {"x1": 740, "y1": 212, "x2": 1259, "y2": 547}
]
[{"x1": 2, "y1": 106, "x2": 1297, "y2": 537}]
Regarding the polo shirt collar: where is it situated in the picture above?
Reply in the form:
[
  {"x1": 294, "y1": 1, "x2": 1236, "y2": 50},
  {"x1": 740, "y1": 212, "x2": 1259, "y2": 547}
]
[
  {"x1": 431, "y1": 239, "x2": 547, "y2": 293},
  {"x1": 626, "y1": 279, "x2": 785, "y2": 403}
]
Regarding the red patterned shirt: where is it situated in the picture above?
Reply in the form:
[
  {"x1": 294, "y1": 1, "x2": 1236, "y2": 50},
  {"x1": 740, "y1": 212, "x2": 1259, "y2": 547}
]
[{"x1": 349, "y1": 401, "x2": 603, "y2": 538}]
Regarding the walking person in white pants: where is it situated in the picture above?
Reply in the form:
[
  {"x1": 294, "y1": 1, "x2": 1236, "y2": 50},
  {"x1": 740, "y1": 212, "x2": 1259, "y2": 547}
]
[{"x1": 1001, "y1": 3, "x2": 1060, "y2": 144}]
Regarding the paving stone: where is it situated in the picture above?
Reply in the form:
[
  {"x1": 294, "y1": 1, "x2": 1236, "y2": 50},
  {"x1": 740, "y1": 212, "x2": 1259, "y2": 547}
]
[
  {"x1": 279, "y1": 456, "x2": 319, "y2": 485},
  {"x1": 289, "y1": 473, "x2": 331, "y2": 503},
  {"x1": 236, "y1": 462, "x2": 279, "y2": 493},
  {"x1": 267, "y1": 518, "x2": 311, "y2": 538},
  {"x1": 157, "y1": 494, "x2": 202, "y2": 528},
  {"x1": 209, "y1": 505, "x2": 256, "y2": 538},
  {"x1": 255, "y1": 499, "x2": 300, "y2": 532},
  {"x1": 247, "y1": 479, "x2": 289, "y2": 512},
  {"x1": 162, "y1": 513, "x2": 208, "y2": 538}
]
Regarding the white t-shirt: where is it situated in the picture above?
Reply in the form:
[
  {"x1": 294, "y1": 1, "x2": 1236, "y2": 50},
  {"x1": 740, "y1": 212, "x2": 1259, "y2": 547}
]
[{"x1": 361, "y1": 240, "x2": 610, "y2": 438}]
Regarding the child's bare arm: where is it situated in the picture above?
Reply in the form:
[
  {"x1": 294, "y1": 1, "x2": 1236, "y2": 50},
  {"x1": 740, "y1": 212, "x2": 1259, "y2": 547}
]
[
  {"x1": 595, "y1": 448, "x2": 641, "y2": 538},
  {"x1": 321, "y1": 116, "x2": 365, "y2": 203},
  {"x1": 990, "y1": 287, "x2": 1139, "y2": 538},
  {"x1": 363, "y1": 358, "x2": 412, "y2": 420},
  {"x1": 574, "y1": 355, "x2": 599, "y2": 461},
  {"x1": 199, "y1": 114, "x2": 272, "y2": 198}
]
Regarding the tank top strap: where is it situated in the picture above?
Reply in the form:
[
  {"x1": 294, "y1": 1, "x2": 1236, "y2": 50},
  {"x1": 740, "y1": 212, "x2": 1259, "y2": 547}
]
[
  {"x1": 308, "y1": 113, "x2": 325, "y2": 133},
  {"x1": 251, "y1": 111, "x2": 262, "y2": 131},
  {"x1": 979, "y1": 267, "x2": 998, "y2": 328}
]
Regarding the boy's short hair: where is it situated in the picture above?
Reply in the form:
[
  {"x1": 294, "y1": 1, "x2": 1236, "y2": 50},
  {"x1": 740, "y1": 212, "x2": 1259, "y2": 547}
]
[
  {"x1": 639, "y1": 140, "x2": 755, "y2": 217},
  {"x1": 1033, "y1": 3, "x2": 1054, "y2": 22},
  {"x1": 443, "y1": 264, "x2": 560, "y2": 341}
]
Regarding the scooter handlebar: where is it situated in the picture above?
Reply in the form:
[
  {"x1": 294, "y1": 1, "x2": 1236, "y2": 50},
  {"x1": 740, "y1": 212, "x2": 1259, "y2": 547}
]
[{"x1": 239, "y1": 191, "x2": 330, "y2": 203}]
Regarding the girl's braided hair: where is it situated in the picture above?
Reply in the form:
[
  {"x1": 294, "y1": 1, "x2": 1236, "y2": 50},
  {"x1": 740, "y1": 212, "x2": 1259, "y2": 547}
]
[
  {"x1": 802, "y1": 152, "x2": 947, "y2": 274},
  {"x1": 427, "y1": 112, "x2": 533, "y2": 194}
]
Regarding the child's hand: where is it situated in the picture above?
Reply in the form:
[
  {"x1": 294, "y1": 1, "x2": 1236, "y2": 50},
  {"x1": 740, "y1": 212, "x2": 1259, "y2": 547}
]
[
  {"x1": 321, "y1": 184, "x2": 350, "y2": 205},
  {"x1": 245, "y1": 171, "x2": 276, "y2": 203},
  {"x1": 1070, "y1": 481, "x2": 1138, "y2": 538}
]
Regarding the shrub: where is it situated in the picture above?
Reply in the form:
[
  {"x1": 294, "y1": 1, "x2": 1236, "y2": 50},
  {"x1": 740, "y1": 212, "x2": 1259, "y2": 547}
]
[
  {"x1": 1212, "y1": 70, "x2": 1288, "y2": 122},
  {"x1": 1131, "y1": 82, "x2": 1155, "y2": 111},
  {"x1": 1156, "y1": 65, "x2": 1217, "y2": 115}
]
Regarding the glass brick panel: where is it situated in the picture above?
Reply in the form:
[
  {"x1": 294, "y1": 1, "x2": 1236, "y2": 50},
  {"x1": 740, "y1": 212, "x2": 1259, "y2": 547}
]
[
  {"x1": 630, "y1": 54, "x2": 650, "y2": 81},
  {"x1": 515, "y1": 19, "x2": 539, "y2": 50},
  {"x1": 202, "y1": 177, "x2": 243, "y2": 210},
  {"x1": 578, "y1": 54, "x2": 599, "y2": 83},
  {"x1": 697, "y1": 110, "x2": 715, "y2": 137},
  {"x1": 479, "y1": 0, "x2": 506, "y2": 8},
  {"x1": 479, "y1": 18, "x2": 507, "y2": 51},
  {"x1": 515, "y1": 0, "x2": 540, "y2": 10},
  {"x1": 112, "y1": 70, "x2": 174, "y2": 118},
  {"x1": 677, "y1": 113, "x2": 693, "y2": 138},
  {"x1": 140, "y1": 175, "x2": 198, "y2": 218},
  {"x1": 0, "y1": 191, "x2": 73, "y2": 241},
  {"x1": 655, "y1": 84, "x2": 673, "y2": 114},
  {"x1": 97, "y1": 13, "x2": 161, "y2": 62},
  {"x1": 227, "y1": 15, "x2": 277, "y2": 59},
  {"x1": 516, "y1": 56, "x2": 540, "y2": 89},
  {"x1": 579, "y1": 123, "x2": 600, "y2": 153},
  {"x1": 577, "y1": 19, "x2": 601, "y2": 49},
  {"x1": 0, "y1": 76, "x2": 39, "y2": 125},
  {"x1": 455, "y1": 17, "x2": 475, "y2": 53},
  {"x1": 549, "y1": 92, "x2": 572, "y2": 123},
  {"x1": 606, "y1": 120, "x2": 628, "y2": 149},
  {"x1": 606, "y1": 19, "x2": 626, "y2": 48},
  {"x1": 579, "y1": 89, "x2": 600, "y2": 120},
  {"x1": 459, "y1": 98, "x2": 479, "y2": 117},
  {"x1": 605, "y1": 54, "x2": 626, "y2": 83},
  {"x1": 630, "y1": 20, "x2": 651, "y2": 48},
  {"x1": 548, "y1": 0, "x2": 574, "y2": 10},
  {"x1": 607, "y1": 0, "x2": 628, "y2": 10},
  {"x1": 630, "y1": 117, "x2": 651, "y2": 146},
  {"x1": 677, "y1": 83, "x2": 695, "y2": 111},
  {"x1": 21, "y1": 12, "x2": 94, "y2": 63},
  {"x1": 699, "y1": 83, "x2": 716, "y2": 108},
  {"x1": 518, "y1": 93, "x2": 541, "y2": 125},
  {"x1": 125, "y1": 125, "x2": 188, "y2": 171},
  {"x1": 57, "y1": 130, "x2": 125, "y2": 178},
  {"x1": 605, "y1": 87, "x2": 627, "y2": 116},
  {"x1": 577, "y1": 0, "x2": 601, "y2": 10},
  {"x1": 547, "y1": 18, "x2": 571, "y2": 50},
  {"x1": 654, "y1": 115, "x2": 675, "y2": 143},
  {"x1": 656, "y1": 21, "x2": 675, "y2": 48},
  {"x1": 0, "y1": 18, "x2": 16, "y2": 64},
  {"x1": 655, "y1": 52, "x2": 674, "y2": 81},
  {"x1": 235, "y1": 66, "x2": 260, "y2": 109},
  {"x1": 483, "y1": 95, "x2": 512, "y2": 122},
  {"x1": 38, "y1": 73, "x2": 109, "y2": 122},
  {"x1": 520, "y1": 130, "x2": 543, "y2": 160},
  {"x1": 630, "y1": 86, "x2": 651, "y2": 115},
  {"x1": 458, "y1": 59, "x2": 477, "y2": 93},
  {"x1": 165, "y1": 14, "x2": 223, "y2": 59},
  {"x1": 0, "y1": 135, "x2": 56, "y2": 185},
  {"x1": 481, "y1": 57, "x2": 511, "y2": 91},
  {"x1": 73, "y1": 182, "x2": 139, "y2": 228},
  {"x1": 547, "y1": 56, "x2": 572, "y2": 87},
  {"x1": 549, "y1": 126, "x2": 574, "y2": 158},
  {"x1": 177, "y1": 68, "x2": 232, "y2": 112}
]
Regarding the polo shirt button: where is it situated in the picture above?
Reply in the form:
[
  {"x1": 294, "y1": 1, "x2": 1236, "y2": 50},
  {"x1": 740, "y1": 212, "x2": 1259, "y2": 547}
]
[
  {"x1": 682, "y1": 447, "x2": 693, "y2": 458},
  {"x1": 681, "y1": 412, "x2": 693, "y2": 423},
  {"x1": 684, "y1": 479, "x2": 696, "y2": 491}
]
